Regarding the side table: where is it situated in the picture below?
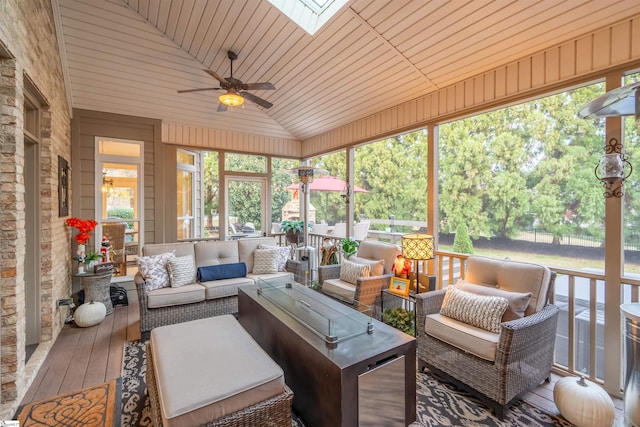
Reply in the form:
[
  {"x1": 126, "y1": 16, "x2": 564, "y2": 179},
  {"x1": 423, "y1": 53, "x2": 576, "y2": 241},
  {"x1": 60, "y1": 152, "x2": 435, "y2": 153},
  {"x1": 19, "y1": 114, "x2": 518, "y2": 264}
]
[
  {"x1": 75, "y1": 271, "x2": 113, "y2": 315},
  {"x1": 380, "y1": 288, "x2": 416, "y2": 336}
]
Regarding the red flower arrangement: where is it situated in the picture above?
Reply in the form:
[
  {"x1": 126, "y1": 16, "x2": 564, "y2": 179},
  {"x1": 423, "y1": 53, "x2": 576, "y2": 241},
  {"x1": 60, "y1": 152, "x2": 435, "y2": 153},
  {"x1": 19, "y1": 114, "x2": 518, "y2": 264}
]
[{"x1": 65, "y1": 218, "x2": 99, "y2": 244}]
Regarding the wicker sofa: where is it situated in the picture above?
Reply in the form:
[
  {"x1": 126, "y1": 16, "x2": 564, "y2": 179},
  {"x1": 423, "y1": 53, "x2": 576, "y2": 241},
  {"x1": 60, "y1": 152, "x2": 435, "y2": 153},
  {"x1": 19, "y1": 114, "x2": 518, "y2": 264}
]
[
  {"x1": 415, "y1": 255, "x2": 559, "y2": 419},
  {"x1": 134, "y1": 237, "x2": 300, "y2": 336}
]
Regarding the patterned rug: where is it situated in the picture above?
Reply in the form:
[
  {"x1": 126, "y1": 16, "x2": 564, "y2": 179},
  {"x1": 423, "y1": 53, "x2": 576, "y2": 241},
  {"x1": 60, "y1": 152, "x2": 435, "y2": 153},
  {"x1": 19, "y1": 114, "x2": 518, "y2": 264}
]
[
  {"x1": 121, "y1": 340, "x2": 573, "y2": 426},
  {"x1": 16, "y1": 378, "x2": 121, "y2": 426}
]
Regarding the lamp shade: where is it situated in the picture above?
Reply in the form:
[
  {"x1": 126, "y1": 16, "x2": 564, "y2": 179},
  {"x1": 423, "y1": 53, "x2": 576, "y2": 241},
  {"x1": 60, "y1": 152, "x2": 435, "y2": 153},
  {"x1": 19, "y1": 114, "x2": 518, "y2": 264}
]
[
  {"x1": 402, "y1": 234, "x2": 434, "y2": 260},
  {"x1": 219, "y1": 91, "x2": 244, "y2": 107}
]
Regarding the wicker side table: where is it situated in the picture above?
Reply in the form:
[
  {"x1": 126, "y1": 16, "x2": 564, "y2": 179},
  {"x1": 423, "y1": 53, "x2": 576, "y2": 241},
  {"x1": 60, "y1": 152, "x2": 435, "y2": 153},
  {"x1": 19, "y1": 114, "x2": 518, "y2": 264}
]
[{"x1": 76, "y1": 271, "x2": 113, "y2": 315}]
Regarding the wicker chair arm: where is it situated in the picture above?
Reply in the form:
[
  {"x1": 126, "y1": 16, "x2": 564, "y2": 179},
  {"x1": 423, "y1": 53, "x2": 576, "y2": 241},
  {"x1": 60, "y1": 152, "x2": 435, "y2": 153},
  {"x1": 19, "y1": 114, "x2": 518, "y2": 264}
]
[
  {"x1": 495, "y1": 304, "x2": 560, "y2": 366},
  {"x1": 414, "y1": 289, "x2": 447, "y2": 338},
  {"x1": 318, "y1": 264, "x2": 341, "y2": 284},
  {"x1": 134, "y1": 272, "x2": 145, "y2": 287},
  {"x1": 352, "y1": 273, "x2": 393, "y2": 315},
  {"x1": 284, "y1": 259, "x2": 304, "y2": 279}
]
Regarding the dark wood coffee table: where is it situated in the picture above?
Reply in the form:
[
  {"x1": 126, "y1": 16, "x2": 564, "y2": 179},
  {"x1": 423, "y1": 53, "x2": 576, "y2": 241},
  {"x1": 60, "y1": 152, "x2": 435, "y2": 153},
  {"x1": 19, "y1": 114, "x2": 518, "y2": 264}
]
[{"x1": 238, "y1": 278, "x2": 416, "y2": 427}]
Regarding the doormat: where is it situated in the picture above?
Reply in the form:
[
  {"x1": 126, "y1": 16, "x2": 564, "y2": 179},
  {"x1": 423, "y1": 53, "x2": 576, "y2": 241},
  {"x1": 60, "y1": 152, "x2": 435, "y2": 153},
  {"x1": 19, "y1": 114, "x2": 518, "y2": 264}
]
[{"x1": 16, "y1": 377, "x2": 121, "y2": 427}]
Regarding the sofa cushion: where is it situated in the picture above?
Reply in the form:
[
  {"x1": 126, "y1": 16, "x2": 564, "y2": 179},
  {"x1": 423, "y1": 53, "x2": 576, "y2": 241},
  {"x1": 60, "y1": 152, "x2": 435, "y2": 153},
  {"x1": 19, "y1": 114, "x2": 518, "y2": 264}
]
[
  {"x1": 456, "y1": 279, "x2": 532, "y2": 322},
  {"x1": 167, "y1": 255, "x2": 197, "y2": 288},
  {"x1": 200, "y1": 277, "x2": 254, "y2": 300},
  {"x1": 147, "y1": 284, "x2": 206, "y2": 308},
  {"x1": 349, "y1": 256, "x2": 384, "y2": 276},
  {"x1": 237, "y1": 237, "x2": 278, "y2": 272},
  {"x1": 339, "y1": 259, "x2": 370, "y2": 285},
  {"x1": 137, "y1": 251, "x2": 175, "y2": 292},
  {"x1": 425, "y1": 313, "x2": 500, "y2": 361},
  {"x1": 197, "y1": 263, "x2": 247, "y2": 282},
  {"x1": 322, "y1": 278, "x2": 356, "y2": 303},
  {"x1": 465, "y1": 255, "x2": 552, "y2": 315},
  {"x1": 258, "y1": 244, "x2": 291, "y2": 271},
  {"x1": 143, "y1": 242, "x2": 194, "y2": 258},
  {"x1": 252, "y1": 248, "x2": 279, "y2": 274},
  {"x1": 150, "y1": 315, "x2": 285, "y2": 427},
  {"x1": 440, "y1": 285, "x2": 509, "y2": 333},
  {"x1": 194, "y1": 241, "x2": 240, "y2": 268}
]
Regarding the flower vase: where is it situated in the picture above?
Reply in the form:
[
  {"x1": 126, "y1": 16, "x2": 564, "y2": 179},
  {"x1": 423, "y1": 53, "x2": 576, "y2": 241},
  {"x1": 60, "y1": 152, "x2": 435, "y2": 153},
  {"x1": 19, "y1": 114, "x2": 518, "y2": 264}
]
[{"x1": 77, "y1": 244, "x2": 86, "y2": 274}]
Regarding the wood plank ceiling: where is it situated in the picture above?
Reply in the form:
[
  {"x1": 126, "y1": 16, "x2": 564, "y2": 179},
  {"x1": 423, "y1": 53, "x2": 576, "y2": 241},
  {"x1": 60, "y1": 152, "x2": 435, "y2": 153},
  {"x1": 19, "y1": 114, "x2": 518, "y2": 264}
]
[{"x1": 55, "y1": 0, "x2": 640, "y2": 142}]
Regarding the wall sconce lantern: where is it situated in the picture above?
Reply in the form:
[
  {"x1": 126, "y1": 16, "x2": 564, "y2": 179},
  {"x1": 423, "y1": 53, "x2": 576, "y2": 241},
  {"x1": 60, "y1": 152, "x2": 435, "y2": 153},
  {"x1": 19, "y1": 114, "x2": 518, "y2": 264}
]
[
  {"x1": 578, "y1": 81, "x2": 640, "y2": 198},
  {"x1": 594, "y1": 138, "x2": 632, "y2": 198},
  {"x1": 102, "y1": 172, "x2": 114, "y2": 194}
]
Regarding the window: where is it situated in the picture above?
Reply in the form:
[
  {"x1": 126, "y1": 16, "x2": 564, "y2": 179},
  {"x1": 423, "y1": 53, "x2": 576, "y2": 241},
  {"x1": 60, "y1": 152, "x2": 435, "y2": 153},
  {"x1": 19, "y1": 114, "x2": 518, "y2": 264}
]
[{"x1": 177, "y1": 150, "x2": 196, "y2": 239}]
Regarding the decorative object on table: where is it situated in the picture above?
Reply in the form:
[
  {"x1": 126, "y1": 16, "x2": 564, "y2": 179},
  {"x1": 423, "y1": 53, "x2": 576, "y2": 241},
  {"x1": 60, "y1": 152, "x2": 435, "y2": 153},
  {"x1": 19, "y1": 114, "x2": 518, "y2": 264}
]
[
  {"x1": 74, "y1": 300, "x2": 107, "y2": 327},
  {"x1": 66, "y1": 217, "x2": 99, "y2": 273},
  {"x1": 84, "y1": 251, "x2": 101, "y2": 271},
  {"x1": 94, "y1": 262, "x2": 115, "y2": 274},
  {"x1": 338, "y1": 236, "x2": 359, "y2": 259},
  {"x1": 401, "y1": 233, "x2": 434, "y2": 292},
  {"x1": 392, "y1": 254, "x2": 411, "y2": 278},
  {"x1": 320, "y1": 237, "x2": 338, "y2": 265},
  {"x1": 389, "y1": 276, "x2": 411, "y2": 297},
  {"x1": 553, "y1": 375, "x2": 615, "y2": 427}
]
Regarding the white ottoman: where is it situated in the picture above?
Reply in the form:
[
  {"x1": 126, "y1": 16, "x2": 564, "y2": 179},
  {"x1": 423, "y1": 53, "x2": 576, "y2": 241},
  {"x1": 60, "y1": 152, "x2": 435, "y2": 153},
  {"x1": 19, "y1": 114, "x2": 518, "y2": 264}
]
[{"x1": 146, "y1": 315, "x2": 293, "y2": 427}]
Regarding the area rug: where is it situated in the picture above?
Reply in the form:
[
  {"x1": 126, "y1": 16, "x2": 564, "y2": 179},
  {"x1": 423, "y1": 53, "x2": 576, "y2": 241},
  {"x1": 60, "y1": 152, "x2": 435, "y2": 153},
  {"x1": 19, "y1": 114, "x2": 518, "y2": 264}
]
[
  {"x1": 16, "y1": 378, "x2": 121, "y2": 426},
  {"x1": 121, "y1": 340, "x2": 573, "y2": 426}
]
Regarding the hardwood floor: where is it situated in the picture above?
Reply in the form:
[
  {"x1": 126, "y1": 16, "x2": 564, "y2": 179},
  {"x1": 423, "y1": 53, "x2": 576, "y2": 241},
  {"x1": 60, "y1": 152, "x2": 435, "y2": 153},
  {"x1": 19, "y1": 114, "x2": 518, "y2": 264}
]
[{"x1": 19, "y1": 284, "x2": 624, "y2": 423}]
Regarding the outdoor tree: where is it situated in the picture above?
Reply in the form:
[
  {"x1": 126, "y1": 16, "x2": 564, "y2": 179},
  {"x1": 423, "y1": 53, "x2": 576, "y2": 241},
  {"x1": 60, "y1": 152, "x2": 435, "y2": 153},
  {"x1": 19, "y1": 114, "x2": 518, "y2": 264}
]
[{"x1": 452, "y1": 223, "x2": 474, "y2": 254}]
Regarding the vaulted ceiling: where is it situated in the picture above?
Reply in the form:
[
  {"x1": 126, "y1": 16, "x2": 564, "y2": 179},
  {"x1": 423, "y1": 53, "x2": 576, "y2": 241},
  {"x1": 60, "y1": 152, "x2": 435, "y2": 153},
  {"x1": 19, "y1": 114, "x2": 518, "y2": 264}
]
[{"x1": 53, "y1": 0, "x2": 640, "y2": 142}]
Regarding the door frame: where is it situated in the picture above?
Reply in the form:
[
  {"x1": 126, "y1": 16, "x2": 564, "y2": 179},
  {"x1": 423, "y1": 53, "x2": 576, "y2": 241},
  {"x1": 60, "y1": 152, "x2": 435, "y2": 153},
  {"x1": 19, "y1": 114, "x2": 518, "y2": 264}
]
[{"x1": 224, "y1": 175, "x2": 268, "y2": 240}]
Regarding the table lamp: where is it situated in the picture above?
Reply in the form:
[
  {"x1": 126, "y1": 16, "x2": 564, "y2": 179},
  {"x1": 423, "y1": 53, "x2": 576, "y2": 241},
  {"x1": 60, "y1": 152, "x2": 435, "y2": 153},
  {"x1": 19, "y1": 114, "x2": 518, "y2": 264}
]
[{"x1": 401, "y1": 234, "x2": 434, "y2": 292}]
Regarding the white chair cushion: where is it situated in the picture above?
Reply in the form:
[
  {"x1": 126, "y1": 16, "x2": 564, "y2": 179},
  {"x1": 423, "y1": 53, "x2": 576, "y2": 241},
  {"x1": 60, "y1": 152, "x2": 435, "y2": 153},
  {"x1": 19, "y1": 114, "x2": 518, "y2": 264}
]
[
  {"x1": 440, "y1": 285, "x2": 509, "y2": 333},
  {"x1": 425, "y1": 313, "x2": 500, "y2": 361},
  {"x1": 322, "y1": 278, "x2": 356, "y2": 303},
  {"x1": 147, "y1": 284, "x2": 205, "y2": 308}
]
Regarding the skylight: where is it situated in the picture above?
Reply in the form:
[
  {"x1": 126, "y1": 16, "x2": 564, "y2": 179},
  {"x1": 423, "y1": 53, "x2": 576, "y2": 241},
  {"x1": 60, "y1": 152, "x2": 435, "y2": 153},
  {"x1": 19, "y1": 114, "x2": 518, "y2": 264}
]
[{"x1": 268, "y1": 0, "x2": 348, "y2": 35}]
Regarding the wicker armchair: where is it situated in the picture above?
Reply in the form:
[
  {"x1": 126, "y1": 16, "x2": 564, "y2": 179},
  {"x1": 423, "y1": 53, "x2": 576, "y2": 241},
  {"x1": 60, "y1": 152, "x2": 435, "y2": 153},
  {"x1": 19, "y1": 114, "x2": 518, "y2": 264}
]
[
  {"x1": 102, "y1": 223, "x2": 126, "y2": 276},
  {"x1": 415, "y1": 256, "x2": 558, "y2": 419},
  {"x1": 317, "y1": 240, "x2": 400, "y2": 313}
]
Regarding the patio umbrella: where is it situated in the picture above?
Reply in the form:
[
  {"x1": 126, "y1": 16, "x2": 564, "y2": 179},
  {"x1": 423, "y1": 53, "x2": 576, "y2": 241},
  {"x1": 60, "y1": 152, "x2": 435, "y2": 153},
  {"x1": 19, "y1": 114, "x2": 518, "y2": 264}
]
[{"x1": 286, "y1": 176, "x2": 369, "y2": 221}]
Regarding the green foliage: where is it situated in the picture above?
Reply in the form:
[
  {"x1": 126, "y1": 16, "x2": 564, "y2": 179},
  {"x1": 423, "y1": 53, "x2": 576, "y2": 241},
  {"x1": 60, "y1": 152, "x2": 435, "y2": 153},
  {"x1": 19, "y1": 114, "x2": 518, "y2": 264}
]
[
  {"x1": 84, "y1": 252, "x2": 101, "y2": 263},
  {"x1": 452, "y1": 223, "x2": 474, "y2": 254},
  {"x1": 280, "y1": 220, "x2": 304, "y2": 233},
  {"x1": 383, "y1": 307, "x2": 415, "y2": 336},
  {"x1": 339, "y1": 237, "x2": 359, "y2": 258},
  {"x1": 107, "y1": 207, "x2": 133, "y2": 219}
]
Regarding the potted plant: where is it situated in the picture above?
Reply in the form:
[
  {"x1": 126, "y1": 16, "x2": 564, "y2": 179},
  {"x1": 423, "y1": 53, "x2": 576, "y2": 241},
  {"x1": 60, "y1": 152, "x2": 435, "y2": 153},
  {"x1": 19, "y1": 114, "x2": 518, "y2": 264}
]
[
  {"x1": 84, "y1": 252, "x2": 102, "y2": 271},
  {"x1": 382, "y1": 307, "x2": 415, "y2": 336},
  {"x1": 339, "y1": 237, "x2": 359, "y2": 259},
  {"x1": 280, "y1": 220, "x2": 305, "y2": 244}
]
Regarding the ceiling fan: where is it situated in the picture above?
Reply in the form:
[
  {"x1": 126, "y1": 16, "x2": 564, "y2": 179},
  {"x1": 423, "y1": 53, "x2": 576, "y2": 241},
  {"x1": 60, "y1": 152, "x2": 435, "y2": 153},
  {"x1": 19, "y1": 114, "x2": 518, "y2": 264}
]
[{"x1": 177, "y1": 50, "x2": 275, "y2": 112}]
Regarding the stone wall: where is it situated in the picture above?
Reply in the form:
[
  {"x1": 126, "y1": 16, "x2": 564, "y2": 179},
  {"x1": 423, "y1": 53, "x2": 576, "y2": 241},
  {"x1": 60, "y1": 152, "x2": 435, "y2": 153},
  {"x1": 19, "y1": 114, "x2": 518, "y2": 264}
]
[{"x1": 0, "y1": 0, "x2": 72, "y2": 418}]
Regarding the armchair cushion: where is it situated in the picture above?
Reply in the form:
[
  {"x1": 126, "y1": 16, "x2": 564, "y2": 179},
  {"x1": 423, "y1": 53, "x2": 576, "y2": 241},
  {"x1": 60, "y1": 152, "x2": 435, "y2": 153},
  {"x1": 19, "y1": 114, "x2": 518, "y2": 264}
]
[
  {"x1": 339, "y1": 259, "x2": 370, "y2": 285},
  {"x1": 349, "y1": 256, "x2": 384, "y2": 276},
  {"x1": 440, "y1": 285, "x2": 509, "y2": 333},
  {"x1": 425, "y1": 313, "x2": 500, "y2": 361},
  {"x1": 456, "y1": 279, "x2": 532, "y2": 322},
  {"x1": 321, "y1": 279, "x2": 356, "y2": 303}
]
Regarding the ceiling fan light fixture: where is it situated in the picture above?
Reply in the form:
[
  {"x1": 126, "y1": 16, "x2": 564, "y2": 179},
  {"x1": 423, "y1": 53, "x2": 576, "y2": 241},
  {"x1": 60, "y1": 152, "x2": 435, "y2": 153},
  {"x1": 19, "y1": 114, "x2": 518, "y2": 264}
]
[{"x1": 219, "y1": 91, "x2": 244, "y2": 107}]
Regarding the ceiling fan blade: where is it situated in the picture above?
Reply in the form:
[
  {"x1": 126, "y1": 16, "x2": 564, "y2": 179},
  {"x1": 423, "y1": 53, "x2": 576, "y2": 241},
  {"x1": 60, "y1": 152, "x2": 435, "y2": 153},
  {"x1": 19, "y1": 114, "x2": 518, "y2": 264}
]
[
  {"x1": 241, "y1": 91, "x2": 273, "y2": 109},
  {"x1": 243, "y1": 82, "x2": 275, "y2": 90},
  {"x1": 204, "y1": 69, "x2": 229, "y2": 84},
  {"x1": 217, "y1": 103, "x2": 228, "y2": 112},
  {"x1": 177, "y1": 87, "x2": 221, "y2": 93}
]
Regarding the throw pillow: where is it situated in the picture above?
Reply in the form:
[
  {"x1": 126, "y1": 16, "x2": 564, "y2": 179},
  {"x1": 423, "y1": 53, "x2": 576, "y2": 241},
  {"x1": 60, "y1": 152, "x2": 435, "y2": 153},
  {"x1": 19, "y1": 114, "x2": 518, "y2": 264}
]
[
  {"x1": 167, "y1": 255, "x2": 197, "y2": 288},
  {"x1": 197, "y1": 263, "x2": 247, "y2": 282},
  {"x1": 136, "y1": 251, "x2": 175, "y2": 292},
  {"x1": 339, "y1": 259, "x2": 371, "y2": 285},
  {"x1": 258, "y1": 244, "x2": 291, "y2": 271},
  {"x1": 440, "y1": 285, "x2": 509, "y2": 333},
  {"x1": 252, "y1": 248, "x2": 279, "y2": 274},
  {"x1": 456, "y1": 279, "x2": 532, "y2": 321},
  {"x1": 349, "y1": 256, "x2": 384, "y2": 276}
]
